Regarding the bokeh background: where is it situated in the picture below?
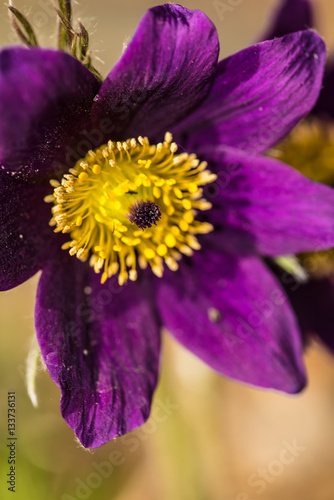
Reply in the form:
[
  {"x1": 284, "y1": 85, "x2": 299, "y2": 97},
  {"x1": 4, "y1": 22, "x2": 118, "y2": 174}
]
[{"x1": 1, "y1": 0, "x2": 334, "y2": 499}]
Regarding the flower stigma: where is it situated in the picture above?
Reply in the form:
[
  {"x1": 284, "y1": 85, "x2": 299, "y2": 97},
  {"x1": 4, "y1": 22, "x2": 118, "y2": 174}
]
[
  {"x1": 127, "y1": 200, "x2": 162, "y2": 229},
  {"x1": 45, "y1": 132, "x2": 216, "y2": 285}
]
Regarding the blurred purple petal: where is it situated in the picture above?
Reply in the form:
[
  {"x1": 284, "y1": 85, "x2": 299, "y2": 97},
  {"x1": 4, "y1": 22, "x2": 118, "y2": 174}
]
[
  {"x1": 261, "y1": 0, "x2": 313, "y2": 40},
  {"x1": 35, "y1": 251, "x2": 161, "y2": 448},
  {"x1": 276, "y1": 269, "x2": 334, "y2": 354},
  {"x1": 92, "y1": 4, "x2": 219, "y2": 142},
  {"x1": 313, "y1": 60, "x2": 334, "y2": 119},
  {"x1": 155, "y1": 249, "x2": 306, "y2": 393}
]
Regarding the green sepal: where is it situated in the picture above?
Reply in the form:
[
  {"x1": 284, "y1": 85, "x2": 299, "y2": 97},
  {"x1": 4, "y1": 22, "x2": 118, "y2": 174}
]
[{"x1": 8, "y1": 5, "x2": 39, "y2": 47}]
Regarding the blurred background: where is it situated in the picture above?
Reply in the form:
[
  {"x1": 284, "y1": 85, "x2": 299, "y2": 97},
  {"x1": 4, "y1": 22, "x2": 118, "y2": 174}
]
[{"x1": 1, "y1": 0, "x2": 334, "y2": 499}]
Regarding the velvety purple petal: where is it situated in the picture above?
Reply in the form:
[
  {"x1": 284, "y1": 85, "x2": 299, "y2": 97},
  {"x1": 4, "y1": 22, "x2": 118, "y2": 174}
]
[
  {"x1": 0, "y1": 172, "x2": 58, "y2": 290},
  {"x1": 261, "y1": 0, "x2": 314, "y2": 40},
  {"x1": 0, "y1": 47, "x2": 100, "y2": 182},
  {"x1": 92, "y1": 4, "x2": 219, "y2": 142},
  {"x1": 155, "y1": 249, "x2": 306, "y2": 393},
  {"x1": 35, "y1": 251, "x2": 161, "y2": 448},
  {"x1": 274, "y1": 266, "x2": 334, "y2": 353},
  {"x1": 172, "y1": 31, "x2": 325, "y2": 154},
  {"x1": 201, "y1": 146, "x2": 334, "y2": 257}
]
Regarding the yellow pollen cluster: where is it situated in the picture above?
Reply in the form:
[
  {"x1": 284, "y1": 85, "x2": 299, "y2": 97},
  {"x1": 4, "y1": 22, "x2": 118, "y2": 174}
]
[{"x1": 45, "y1": 132, "x2": 216, "y2": 285}]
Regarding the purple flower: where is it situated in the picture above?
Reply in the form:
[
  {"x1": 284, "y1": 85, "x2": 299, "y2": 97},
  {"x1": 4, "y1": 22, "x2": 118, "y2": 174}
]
[
  {"x1": 1, "y1": 4, "x2": 334, "y2": 448},
  {"x1": 263, "y1": 0, "x2": 334, "y2": 355}
]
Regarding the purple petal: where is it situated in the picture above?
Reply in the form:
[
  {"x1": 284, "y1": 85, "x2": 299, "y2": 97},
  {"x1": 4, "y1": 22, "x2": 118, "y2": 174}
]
[
  {"x1": 155, "y1": 249, "x2": 306, "y2": 393},
  {"x1": 92, "y1": 5, "x2": 219, "y2": 142},
  {"x1": 172, "y1": 31, "x2": 325, "y2": 154},
  {"x1": 35, "y1": 251, "x2": 161, "y2": 448},
  {"x1": 261, "y1": 0, "x2": 314, "y2": 40},
  {"x1": 0, "y1": 172, "x2": 57, "y2": 290},
  {"x1": 313, "y1": 59, "x2": 334, "y2": 119},
  {"x1": 201, "y1": 146, "x2": 334, "y2": 257},
  {"x1": 0, "y1": 47, "x2": 100, "y2": 182},
  {"x1": 275, "y1": 267, "x2": 334, "y2": 354}
]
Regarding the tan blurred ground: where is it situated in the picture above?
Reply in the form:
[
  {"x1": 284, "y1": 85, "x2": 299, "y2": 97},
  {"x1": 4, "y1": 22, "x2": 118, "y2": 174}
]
[{"x1": 1, "y1": 1, "x2": 334, "y2": 499}]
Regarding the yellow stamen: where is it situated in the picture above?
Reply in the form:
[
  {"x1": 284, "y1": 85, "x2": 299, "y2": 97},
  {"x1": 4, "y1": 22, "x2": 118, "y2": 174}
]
[{"x1": 48, "y1": 132, "x2": 215, "y2": 284}]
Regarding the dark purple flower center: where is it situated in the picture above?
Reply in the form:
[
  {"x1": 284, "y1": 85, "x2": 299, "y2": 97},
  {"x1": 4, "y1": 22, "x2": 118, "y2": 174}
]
[{"x1": 127, "y1": 200, "x2": 162, "y2": 229}]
